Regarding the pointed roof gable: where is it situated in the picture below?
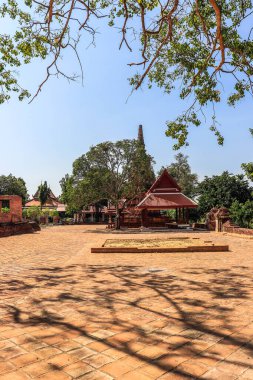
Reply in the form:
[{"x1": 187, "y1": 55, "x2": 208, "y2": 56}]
[
  {"x1": 136, "y1": 169, "x2": 197, "y2": 209},
  {"x1": 33, "y1": 188, "x2": 57, "y2": 200},
  {"x1": 148, "y1": 169, "x2": 181, "y2": 193}
]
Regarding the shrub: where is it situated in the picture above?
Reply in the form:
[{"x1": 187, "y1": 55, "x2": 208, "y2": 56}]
[
  {"x1": 27, "y1": 206, "x2": 41, "y2": 220},
  {"x1": 49, "y1": 210, "x2": 59, "y2": 217},
  {"x1": 230, "y1": 200, "x2": 253, "y2": 228},
  {"x1": 22, "y1": 208, "x2": 28, "y2": 218},
  {"x1": 1, "y1": 207, "x2": 10, "y2": 213}
]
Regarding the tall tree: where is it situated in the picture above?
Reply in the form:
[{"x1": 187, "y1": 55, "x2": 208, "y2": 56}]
[
  {"x1": 0, "y1": 174, "x2": 28, "y2": 204},
  {"x1": 37, "y1": 181, "x2": 51, "y2": 210},
  {"x1": 159, "y1": 153, "x2": 198, "y2": 198},
  {"x1": 241, "y1": 162, "x2": 253, "y2": 182},
  {"x1": 230, "y1": 200, "x2": 253, "y2": 228},
  {"x1": 60, "y1": 139, "x2": 155, "y2": 228},
  {"x1": 197, "y1": 171, "x2": 253, "y2": 216},
  {"x1": 60, "y1": 174, "x2": 86, "y2": 214},
  {"x1": 1, "y1": 1, "x2": 253, "y2": 147}
]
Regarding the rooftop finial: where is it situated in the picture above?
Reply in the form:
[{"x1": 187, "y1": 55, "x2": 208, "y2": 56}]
[{"x1": 138, "y1": 124, "x2": 144, "y2": 145}]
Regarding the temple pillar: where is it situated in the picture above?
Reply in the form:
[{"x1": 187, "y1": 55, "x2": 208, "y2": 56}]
[
  {"x1": 178, "y1": 208, "x2": 182, "y2": 223},
  {"x1": 185, "y1": 209, "x2": 189, "y2": 224},
  {"x1": 176, "y1": 209, "x2": 178, "y2": 223},
  {"x1": 141, "y1": 209, "x2": 147, "y2": 228}
]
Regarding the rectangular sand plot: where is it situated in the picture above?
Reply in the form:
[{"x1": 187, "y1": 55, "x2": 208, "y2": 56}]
[{"x1": 91, "y1": 238, "x2": 229, "y2": 253}]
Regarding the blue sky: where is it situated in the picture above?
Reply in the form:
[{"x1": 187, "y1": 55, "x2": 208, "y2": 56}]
[{"x1": 1, "y1": 21, "x2": 252, "y2": 197}]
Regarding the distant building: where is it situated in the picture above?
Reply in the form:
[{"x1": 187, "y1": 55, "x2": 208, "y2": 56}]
[
  {"x1": 97, "y1": 126, "x2": 198, "y2": 227},
  {"x1": 25, "y1": 189, "x2": 66, "y2": 213},
  {"x1": 73, "y1": 125, "x2": 198, "y2": 227},
  {"x1": 0, "y1": 195, "x2": 22, "y2": 223}
]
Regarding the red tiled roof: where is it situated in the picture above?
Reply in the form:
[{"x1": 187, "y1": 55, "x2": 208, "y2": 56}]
[
  {"x1": 149, "y1": 169, "x2": 181, "y2": 193},
  {"x1": 137, "y1": 193, "x2": 197, "y2": 209},
  {"x1": 25, "y1": 199, "x2": 66, "y2": 209},
  {"x1": 135, "y1": 169, "x2": 197, "y2": 209}
]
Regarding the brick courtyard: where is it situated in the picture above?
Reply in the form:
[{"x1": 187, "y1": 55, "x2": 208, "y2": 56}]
[{"x1": 0, "y1": 226, "x2": 253, "y2": 380}]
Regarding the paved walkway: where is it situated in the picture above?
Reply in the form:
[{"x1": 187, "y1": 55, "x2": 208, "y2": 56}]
[{"x1": 0, "y1": 226, "x2": 253, "y2": 380}]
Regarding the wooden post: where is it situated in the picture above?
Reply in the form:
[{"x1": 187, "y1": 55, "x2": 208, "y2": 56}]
[
  {"x1": 141, "y1": 209, "x2": 144, "y2": 228},
  {"x1": 176, "y1": 208, "x2": 178, "y2": 223},
  {"x1": 185, "y1": 209, "x2": 189, "y2": 224},
  {"x1": 178, "y1": 208, "x2": 182, "y2": 223},
  {"x1": 141, "y1": 209, "x2": 148, "y2": 228}
]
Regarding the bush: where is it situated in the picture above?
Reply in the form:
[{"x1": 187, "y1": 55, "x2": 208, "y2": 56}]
[
  {"x1": 230, "y1": 200, "x2": 253, "y2": 228},
  {"x1": 22, "y1": 208, "x2": 28, "y2": 218},
  {"x1": 1, "y1": 207, "x2": 10, "y2": 213},
  {"x1": 49, "y1": 210, "x2": 59, "y2": 217},
  {"x1": 41, "y1": 209, "x2": 50, "y2": 217},
  {"x1": 27, "y1": 206, "x2": 41, "y2": 220}
]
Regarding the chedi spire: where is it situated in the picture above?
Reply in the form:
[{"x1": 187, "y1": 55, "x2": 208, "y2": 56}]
[{"x1": 138, "y1": 124, "x2": 145, "y2": 146}]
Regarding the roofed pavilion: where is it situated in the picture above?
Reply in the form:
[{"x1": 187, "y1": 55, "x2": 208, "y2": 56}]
[
  {"x1": 25, "y1": 189, "x2": 66, "y2": 212},
  {"x1": 134, "y1": 169, "x2": 197, "y2": 228}
]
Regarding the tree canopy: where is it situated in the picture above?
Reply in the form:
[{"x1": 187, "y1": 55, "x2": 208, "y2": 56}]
[
  {"x1": 60, "y1": 139, "x2": 155, "y2": 226},
  {"x1": 159, "y1": 153, "x2": 198, "y2": 198},
  {"x1": 1, "y1": 1, "x2": 253, "y2": 147},
  {"x1": 0, "y1": 174, "x2": 28, "y2": 204},
  {"x1": 241, "y1": 162, "x2": 253, "y2": 182},
  {"x1": 230, "y1": 199, "x2": 253, "y2": 228},
  {"x1": 196, "y1": 171, "x2": 253, "y2": 216},
  {"x1": 37, "y1": 181, "x2": 51, "y2": 209}
]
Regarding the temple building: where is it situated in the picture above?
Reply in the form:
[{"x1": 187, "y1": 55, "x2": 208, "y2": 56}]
[
  {"x1": 25, "y1": 189, "x2": 66, "y2": 214},
  {"x1": 77, "y1": 125, "x2": 198, "y2": 228},
  {"x1": 108, "y1": 126, "x2": 197, "y2": 228},
  {"x1": 116, "y1": 169, "x2": 197, "y2": 228}
]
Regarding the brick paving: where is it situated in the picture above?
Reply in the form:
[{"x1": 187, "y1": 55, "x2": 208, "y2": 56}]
[{"x1": 0, "y1": 225, "x2": 253, "y2": 379}]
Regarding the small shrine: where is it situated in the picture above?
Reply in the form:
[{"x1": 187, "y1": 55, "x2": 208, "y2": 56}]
[
  {"x1": 120, "y1": 169, "x2": 197, "y2": 228},
  {"x1": 25, "y1": 189, "x2": 66, "y2": 213}
]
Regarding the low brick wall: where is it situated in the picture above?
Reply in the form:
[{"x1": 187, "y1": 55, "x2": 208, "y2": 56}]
[
  {"x1": 223, "y1": 226, "x2": 253, "y2": 236},
  {"x1": 0, "y1": 222, "x2": 40, "y2": 238},
  {"x1": 91, "y1": 245, "x2": 229, "y2": 253}
]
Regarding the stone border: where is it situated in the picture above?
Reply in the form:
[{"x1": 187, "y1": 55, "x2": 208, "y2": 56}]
[
  {"x1": 91, "y1": 245, "x2": 229, "y2": 253},
  {"x1": 223, "y1": 226, "x2": 253, "y2": 236}
]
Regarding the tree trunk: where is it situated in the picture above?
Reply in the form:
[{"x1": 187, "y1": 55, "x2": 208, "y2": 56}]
[{"x1": 115, "y1": 205, "x2": 121, "y2": 230}]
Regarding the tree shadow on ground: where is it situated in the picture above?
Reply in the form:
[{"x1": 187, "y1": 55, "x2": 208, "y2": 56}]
[{"x1": 2, "y1": 263, "x2": 253, "y2": 379}]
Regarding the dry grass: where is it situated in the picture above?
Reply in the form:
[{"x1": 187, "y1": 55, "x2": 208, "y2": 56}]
[{"x1": 103, "y1": 237, "x2": 215, "y2": 248}]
